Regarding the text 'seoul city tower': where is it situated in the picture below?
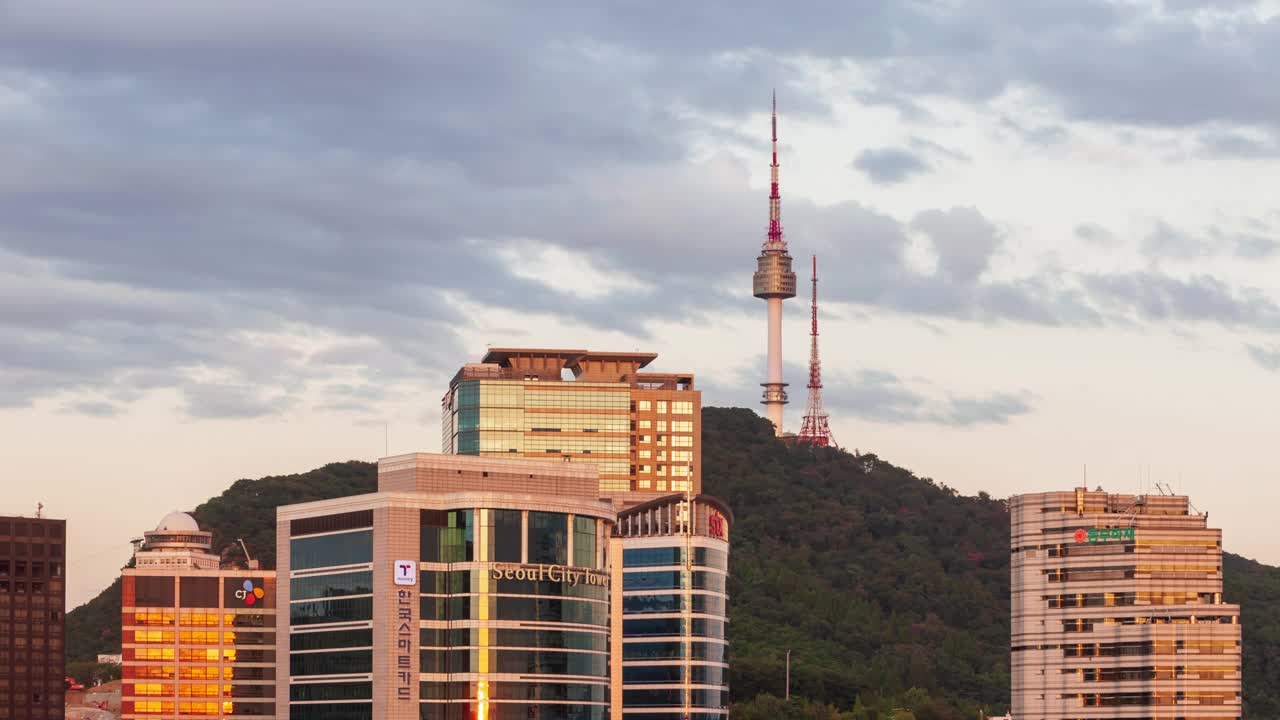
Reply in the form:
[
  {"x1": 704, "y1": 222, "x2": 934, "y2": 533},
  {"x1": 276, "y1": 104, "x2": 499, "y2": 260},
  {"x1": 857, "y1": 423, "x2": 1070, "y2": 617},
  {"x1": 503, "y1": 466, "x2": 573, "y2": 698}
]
[{"x1": 752, "y1": 91, "x2": 797, "y2": 435}]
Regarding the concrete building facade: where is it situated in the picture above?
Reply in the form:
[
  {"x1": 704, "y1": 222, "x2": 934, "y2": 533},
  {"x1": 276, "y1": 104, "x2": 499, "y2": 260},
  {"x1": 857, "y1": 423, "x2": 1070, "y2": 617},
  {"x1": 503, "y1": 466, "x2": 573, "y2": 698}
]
[
  {"x1": 0, "y1": 515, "x2": 66, "y2": 720},
  {"x1": 120, "y1": 512, "x2": 277, "y2": 719},
  {"x1": 1010, "y1": 488, "x2": 1242, "y2": 720}
]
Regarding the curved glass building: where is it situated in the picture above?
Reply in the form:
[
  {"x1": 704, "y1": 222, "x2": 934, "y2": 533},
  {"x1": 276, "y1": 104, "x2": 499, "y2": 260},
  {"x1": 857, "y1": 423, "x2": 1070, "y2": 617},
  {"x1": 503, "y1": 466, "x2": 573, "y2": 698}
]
[
  {"x1": 615, "y1": 496, "x2": 731, "y2": 720},
  {"x1": 276, "y1": 454, "x2": 615, "y2": 720}
]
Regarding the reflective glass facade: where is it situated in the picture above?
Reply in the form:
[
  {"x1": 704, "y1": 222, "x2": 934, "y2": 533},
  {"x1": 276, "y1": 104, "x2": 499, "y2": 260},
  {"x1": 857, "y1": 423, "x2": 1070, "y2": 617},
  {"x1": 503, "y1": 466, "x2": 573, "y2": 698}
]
[
  {"x1": 419, "y1": 508, "x2": 609, "y2": 720},
  {"x1": 120, "y1": 572, "x2": 277, "y2": 719},
  {"x1": 616, "y1": 498, "x2": 731, "y2": 720},
  {"x1": 278, "y1": 466, "x2": 616, "y2": 720},
  {"x1": 285, "y1": 522, "x2": 375, "y2": 720},
  {"x1": 441, "y1": 349, "x2": 701, "y2": 500}
]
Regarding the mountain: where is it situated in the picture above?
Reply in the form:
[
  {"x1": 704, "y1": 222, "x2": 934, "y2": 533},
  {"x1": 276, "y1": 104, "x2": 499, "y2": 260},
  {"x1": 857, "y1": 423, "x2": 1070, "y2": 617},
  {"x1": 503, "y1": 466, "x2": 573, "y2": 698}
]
[{"x1": 64, "y1": 407, "x2": 1280, "y2": 718}]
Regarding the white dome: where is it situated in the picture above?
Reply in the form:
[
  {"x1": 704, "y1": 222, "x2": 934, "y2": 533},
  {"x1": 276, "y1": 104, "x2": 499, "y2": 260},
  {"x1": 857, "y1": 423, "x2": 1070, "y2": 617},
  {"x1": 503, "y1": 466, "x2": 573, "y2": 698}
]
[{"x1": 155, "y1": 511, "x2": 201, "y2": 532}]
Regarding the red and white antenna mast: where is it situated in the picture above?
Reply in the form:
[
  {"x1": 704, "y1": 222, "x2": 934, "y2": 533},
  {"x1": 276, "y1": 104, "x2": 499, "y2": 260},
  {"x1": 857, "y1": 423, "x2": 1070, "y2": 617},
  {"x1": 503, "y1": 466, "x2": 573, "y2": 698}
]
[{"x1": 798, "y1": 255, "x2": 836, "y2": 447}]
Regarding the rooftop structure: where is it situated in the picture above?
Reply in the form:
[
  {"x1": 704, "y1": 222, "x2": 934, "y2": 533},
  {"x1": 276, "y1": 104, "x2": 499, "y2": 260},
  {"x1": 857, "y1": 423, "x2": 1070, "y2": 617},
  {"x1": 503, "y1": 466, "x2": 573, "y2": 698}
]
[
  {"x1": 133, "y1": 511, "x2": 220, "y2": 570},
  {"x1": 751, "y1": 92, "x2": 797, "y2": 436},
  {"x1": 442, "y1": 347, "x2": 701, "y2": 504}
]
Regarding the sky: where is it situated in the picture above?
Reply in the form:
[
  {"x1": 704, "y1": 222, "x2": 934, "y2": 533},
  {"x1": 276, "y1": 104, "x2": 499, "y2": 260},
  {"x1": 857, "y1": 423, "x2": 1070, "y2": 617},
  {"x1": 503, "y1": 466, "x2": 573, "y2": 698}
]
[{"x1": 2, "y1": 0, "x2": 1280, "y2": 608}]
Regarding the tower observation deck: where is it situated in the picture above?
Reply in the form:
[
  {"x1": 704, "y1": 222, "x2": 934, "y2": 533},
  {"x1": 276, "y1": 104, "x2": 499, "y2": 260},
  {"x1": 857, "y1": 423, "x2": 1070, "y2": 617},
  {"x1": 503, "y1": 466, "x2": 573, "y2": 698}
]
[{"x1": 753, "y1": 92, "x2": 796, "y2": 435}]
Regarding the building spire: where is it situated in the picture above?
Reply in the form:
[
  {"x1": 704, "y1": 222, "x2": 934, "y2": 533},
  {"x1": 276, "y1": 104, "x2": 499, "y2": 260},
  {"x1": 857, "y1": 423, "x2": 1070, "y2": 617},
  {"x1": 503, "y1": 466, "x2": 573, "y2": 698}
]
[
  {"x1": 798, "y1": 255, "x2": 836, "y2": 448},
  {"x1": 767, "y1": 88, "x2": 783, "y2": 248}
]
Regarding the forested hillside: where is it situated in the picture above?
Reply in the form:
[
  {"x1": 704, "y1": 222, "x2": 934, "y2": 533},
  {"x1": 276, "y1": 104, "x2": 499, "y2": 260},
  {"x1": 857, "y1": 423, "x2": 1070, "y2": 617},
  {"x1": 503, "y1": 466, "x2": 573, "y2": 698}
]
[{"x1": 64, "y1": 407, "x2": 1280, "y2": 717}]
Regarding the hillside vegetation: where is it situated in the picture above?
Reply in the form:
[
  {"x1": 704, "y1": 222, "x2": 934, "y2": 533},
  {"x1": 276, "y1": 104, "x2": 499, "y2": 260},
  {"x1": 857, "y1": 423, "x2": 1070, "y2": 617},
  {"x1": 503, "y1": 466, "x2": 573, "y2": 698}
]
[{"x1": 64, "y1": 407, "x2": 1280, "y2": 717}]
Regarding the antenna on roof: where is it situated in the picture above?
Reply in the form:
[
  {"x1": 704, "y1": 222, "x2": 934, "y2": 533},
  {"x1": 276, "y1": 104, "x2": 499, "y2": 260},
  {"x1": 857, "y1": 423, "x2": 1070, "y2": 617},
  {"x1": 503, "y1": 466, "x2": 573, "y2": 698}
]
[{"x1": 35, "y1": 502, "x2": 43, "y2": 519}]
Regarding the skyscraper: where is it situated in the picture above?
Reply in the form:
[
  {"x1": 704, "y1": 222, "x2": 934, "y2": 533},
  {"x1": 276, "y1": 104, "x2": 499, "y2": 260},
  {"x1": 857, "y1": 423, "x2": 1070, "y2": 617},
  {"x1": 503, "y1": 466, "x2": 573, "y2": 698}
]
[
  {"x1": 0, "y1": 514, "x2": 66, "y2": 720},
  {"x1": 1010, "y1": 487, "x2": 1242, "y2": 719},
  {"x1": 751, "y1": 92, "x2": 797, "y2": 436},
  {"x1": 441, "y1": 348, "x2": 701, "y2": 504}
]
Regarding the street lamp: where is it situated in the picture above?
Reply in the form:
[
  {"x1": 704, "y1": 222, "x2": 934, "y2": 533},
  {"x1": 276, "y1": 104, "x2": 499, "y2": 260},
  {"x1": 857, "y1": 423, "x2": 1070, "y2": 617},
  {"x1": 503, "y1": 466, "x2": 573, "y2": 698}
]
[{"x1": 785, "y1": 649, "x2": 792, "y2": 700}]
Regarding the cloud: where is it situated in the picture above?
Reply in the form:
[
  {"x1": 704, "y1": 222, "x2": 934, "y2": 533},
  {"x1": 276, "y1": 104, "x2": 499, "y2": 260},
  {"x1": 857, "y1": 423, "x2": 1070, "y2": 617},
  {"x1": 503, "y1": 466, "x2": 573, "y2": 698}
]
[
  {"x1": 61, "y1": 401, "x2": 120, "y2": 417},
  {"x1": 1245, "y1": 344, "x2": 1280, "y2": 372},
  {"x1": 822, "y1": 368, "x2": 1036, "y2": 427},
  {"x1": 910, "y1": 207, "x2": 1002, "y2": 284},
  {"x1": 702, "y1": 360, "x2": 1035, "y2": 428},
  {"x1": 1075, "y1": 223, "x2": 1115, "y2": 246},
  {"x1": 2, "y1": 1, "x2": 1280, "y2": 419},
  {"x1": 852, "y1": 147, "x2": 930, "y2": 185},
  {"x1": 181, "y1": 383, "x2": 296, "y2": 420}
]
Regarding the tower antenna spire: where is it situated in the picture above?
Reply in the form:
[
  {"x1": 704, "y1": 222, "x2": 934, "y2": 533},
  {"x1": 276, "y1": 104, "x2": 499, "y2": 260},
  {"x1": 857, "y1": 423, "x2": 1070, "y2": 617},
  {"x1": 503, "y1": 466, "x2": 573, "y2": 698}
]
[
  {"x1": 798, "y1": 255, "x2": 836, "y2": 448},
  {"x1": 753, "y1": 91, "x2": 797, "y2": 436}
]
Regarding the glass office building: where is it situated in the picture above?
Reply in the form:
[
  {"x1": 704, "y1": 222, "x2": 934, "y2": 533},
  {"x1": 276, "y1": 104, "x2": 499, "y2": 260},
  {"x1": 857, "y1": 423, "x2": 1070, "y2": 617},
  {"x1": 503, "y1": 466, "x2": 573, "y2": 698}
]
[
  {"x1": 441, "y1": 348, "x2": 700, "y2": 503},
  {"x1": 613, "y1": 496, "x2": 730, "y2": 720},
  {"x1": 120, "y1": 512, "x2": 277, "y2": 719},
  {"x1": 276, "y1": 454, "x2": 615, "y2": 720}
]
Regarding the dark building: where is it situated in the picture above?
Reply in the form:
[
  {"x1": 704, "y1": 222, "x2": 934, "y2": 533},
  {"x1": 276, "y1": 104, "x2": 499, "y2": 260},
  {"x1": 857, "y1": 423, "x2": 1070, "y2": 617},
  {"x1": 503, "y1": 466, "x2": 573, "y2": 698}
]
[{"x1": 0, "y1": 514, "x2": 67, "y2": 720}]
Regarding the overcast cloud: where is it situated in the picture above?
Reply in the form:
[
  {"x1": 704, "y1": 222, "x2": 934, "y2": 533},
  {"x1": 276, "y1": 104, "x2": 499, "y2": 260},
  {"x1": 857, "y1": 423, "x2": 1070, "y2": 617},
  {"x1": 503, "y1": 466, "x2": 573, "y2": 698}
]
[{"x1": 1, "y1": 0, "x2": 1279, "y2": 420}]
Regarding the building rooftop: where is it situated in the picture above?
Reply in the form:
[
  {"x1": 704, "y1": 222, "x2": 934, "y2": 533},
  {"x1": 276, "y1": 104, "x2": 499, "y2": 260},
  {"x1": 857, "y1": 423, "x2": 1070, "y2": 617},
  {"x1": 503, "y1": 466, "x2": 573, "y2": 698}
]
[
  {"x1": 451, "y1": 347, "x2": 674, "y2": 386},
  {"x1": 155, "y1": 510, "x2": 201, "y2": 532}
]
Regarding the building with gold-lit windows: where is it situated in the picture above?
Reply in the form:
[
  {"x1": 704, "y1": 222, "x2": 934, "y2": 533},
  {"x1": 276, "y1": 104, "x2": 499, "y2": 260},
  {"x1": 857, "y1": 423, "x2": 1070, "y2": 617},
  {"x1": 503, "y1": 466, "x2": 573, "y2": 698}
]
[
  {"x1": 1010, "y1": 488, "x2": 1242, "y2": 720},
  {"x1": 121, "y1": 512, "x2": 277, "y2": 719},
  {"x1": 441, "y1": 348, "x2": 701, "y2": 505}
]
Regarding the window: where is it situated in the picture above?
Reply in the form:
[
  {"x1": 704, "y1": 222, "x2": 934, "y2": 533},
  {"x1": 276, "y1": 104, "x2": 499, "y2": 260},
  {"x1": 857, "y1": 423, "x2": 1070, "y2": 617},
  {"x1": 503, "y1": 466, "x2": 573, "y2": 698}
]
[
  {"x1": 290, "y1": 530, "x2": 373, "y2": 570},
  {"x1": 638, "y1": 450, "x2": 651, "y2": 459},
  {"x1": 573, "y1": 517, "x2": 597, "y2": 569},
  {"x1": 290, "y1": 571, "x2": 372, "y2": 601},
  {"x1": 492, "y1": 509, "x2": 522, "y2": 563},
  {"x1": 638, "y1": 401, "x2": 651, "y2": 411},
  {"x1": 671, "y1": 401, "x2": 693, "y2": 415},
  {"x1": 657, "y1": 421, "x2": 667, "y2": 432},
  {"x1": 528, "y1": 512, "x2": 567, "y2": 565},
  {"x1": 671, "y1": 436, "x2": 693, "y2": 447},
  {"x1": 656, "y1": 401, "x2": 667, "y2": 413},
  {"x1": 638, "y1": 420, "x2": 651, "y2": 429}
]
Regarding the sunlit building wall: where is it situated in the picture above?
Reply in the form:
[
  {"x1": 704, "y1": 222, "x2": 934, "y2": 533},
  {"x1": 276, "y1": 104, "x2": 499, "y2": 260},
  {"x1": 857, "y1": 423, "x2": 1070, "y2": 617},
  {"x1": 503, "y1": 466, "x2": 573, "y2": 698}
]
[
  {"x1": 1010, "y1": 488, "x2": 1242, "y2": 720},
  {"x1": 275, "y1": 453, "x2": 615, "y2": 720},
  {"x1": 120, "y1": 513, "x2": 276, "y2": 719},
  {"x1": 441, "y1": 348, "x2": 700, "y2": 504}
]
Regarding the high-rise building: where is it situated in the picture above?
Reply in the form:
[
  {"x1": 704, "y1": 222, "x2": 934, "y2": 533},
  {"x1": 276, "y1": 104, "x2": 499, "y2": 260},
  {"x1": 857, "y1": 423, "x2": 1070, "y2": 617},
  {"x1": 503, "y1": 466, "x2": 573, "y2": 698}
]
[
  {"x1": 0, "y1": 514, "x2": 66, "y2": 720},
  {"x1": 120, "y1": 512, "x2": 278, "y2": 720},
  {"x1": 752, "y1": 92, "x2": 797, "y2": 437},
  {"x1": 440, "y1": 347, "x2": 731, "y2": 720},
  {"x1": 441, "y1": 348, "x2": 701, "y2": 503},
  {"x1": 1010, "y1": 488, "x2": 1242, "y2": 719},
  {"x1": 275, "y1": 453, "x2": 616, "y2": 720},
  {"x1": 613, "y1": 496, "x2": 730, "y2": 720}
]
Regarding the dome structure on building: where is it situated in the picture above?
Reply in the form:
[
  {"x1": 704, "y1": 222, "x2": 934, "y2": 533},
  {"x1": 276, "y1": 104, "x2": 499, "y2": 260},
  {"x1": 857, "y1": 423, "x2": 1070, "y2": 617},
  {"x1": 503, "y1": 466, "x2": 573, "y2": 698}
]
[{"x1": 154, "y1": 510, "x2": 201, "y2": 533}]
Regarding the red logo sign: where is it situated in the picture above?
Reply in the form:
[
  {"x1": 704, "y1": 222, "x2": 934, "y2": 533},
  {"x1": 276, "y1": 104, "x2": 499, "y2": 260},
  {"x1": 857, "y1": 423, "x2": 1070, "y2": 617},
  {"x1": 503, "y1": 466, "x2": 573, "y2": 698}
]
[
  {"x1": 707, "y1": 512, "x2": 726, "y2": 540},
  {"x1": 1073, "y1": 528, "x2": 1088, "y2": 543}
]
